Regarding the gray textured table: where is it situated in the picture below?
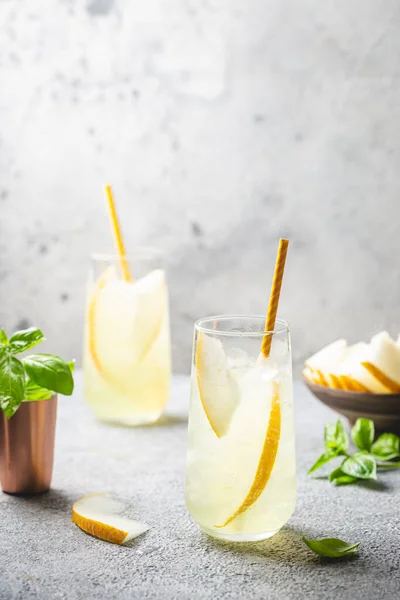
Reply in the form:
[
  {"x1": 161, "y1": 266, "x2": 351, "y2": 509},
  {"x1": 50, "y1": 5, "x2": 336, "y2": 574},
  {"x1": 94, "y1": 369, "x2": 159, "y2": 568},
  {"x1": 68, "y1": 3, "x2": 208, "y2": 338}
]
[{"x1": 1, "y1": 374, "x2": 399, "y2": 600}]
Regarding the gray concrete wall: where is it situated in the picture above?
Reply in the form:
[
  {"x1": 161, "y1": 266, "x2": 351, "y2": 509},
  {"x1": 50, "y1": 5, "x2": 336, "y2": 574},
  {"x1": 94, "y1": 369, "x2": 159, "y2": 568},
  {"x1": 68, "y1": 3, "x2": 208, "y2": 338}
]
[{"x1": 1, "y1": 0, "x2": 400, "y2": 373}]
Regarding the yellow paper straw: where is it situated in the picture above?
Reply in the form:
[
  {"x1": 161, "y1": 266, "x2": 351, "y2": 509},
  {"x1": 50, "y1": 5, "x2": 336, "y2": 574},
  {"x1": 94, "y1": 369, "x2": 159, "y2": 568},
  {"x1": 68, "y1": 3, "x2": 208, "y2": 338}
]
[
  {"x1": 104, "y1": 184, "x2": 132, "y2": 282},
  {"x1": 261, "y1": 238, "x2": 289, "y2": 358}
]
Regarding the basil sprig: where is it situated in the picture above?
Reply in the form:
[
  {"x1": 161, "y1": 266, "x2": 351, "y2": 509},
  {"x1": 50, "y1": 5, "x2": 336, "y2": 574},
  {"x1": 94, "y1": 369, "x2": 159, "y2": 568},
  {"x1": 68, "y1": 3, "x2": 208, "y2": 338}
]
[
  {"x1": 308, "y1": 418, "x2": 400, "y2": 485},
  {"x1": 302, "y1": 536, "x2": 360, "y2": 558},
  {"x1": 0, "y1": 327, "x2": 74, "y2": 418}
]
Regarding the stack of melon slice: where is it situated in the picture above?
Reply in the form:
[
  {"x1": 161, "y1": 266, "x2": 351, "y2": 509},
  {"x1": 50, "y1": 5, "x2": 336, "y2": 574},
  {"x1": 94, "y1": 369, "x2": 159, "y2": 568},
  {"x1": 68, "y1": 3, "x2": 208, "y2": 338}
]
[{"x1": 304, "y1": 331, "x2": 400, "y2": 393}]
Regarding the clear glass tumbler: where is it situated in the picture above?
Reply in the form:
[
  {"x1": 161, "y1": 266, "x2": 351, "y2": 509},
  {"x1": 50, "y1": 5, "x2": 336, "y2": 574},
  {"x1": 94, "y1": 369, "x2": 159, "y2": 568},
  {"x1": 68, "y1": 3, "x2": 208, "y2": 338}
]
[
  {"x1": 185, "y1": 315, "x2": 296, "y2": 542},
  {"x1": 83, "y1": 249, "x2": 171, "y2": 425}
]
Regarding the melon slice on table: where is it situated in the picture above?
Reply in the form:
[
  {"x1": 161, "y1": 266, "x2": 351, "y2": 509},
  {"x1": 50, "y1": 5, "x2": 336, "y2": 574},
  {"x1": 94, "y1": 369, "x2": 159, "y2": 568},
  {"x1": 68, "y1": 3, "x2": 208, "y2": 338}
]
[
  {"x1": 88, "y1": 269, "x2": 166, "y2": 384},
  {"x1": 305, "y1": 339, "x2": 347, "y2": 388},
  {"x1": 359, "y1": 332, "x2": 400, "y2": 393},
  {"x1": 72, "y1": 493, "x2": 148, "y2": 545},
  {"x1": 195, "y1": 333, "x2": 240, "y2": 438}
]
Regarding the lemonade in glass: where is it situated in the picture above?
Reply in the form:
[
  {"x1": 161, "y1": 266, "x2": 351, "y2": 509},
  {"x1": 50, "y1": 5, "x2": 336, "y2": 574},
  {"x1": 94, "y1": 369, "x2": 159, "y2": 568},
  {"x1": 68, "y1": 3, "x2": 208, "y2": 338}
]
[
  {"x1": 185, "y1": 316, "x2": 296, "y2": 542},
  {"x1": 83, "y1": 250, "x2": 171, "y2": 425}
]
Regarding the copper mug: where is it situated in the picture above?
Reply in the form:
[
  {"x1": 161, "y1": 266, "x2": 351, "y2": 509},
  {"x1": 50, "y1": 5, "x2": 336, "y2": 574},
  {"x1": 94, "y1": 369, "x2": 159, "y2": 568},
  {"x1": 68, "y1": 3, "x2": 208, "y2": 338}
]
[{"x1": 0, "y1": 395, "x2": 57, "y2": 494}]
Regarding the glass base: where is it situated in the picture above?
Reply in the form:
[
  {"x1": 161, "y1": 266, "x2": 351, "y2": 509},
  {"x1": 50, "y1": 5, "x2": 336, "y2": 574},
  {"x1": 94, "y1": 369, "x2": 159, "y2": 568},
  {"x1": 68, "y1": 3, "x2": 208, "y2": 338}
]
[
  {"x1": 95, "y1": 410, "x2": 163, "y2": 427},
  {"x1": 201, "y1": 526, "x2": 280, "y2": 542}
]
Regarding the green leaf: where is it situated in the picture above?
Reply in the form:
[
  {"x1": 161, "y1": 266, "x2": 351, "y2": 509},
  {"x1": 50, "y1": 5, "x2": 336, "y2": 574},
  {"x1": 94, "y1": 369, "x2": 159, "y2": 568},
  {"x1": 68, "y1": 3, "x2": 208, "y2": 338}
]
[
  {"x1": 8, "y1": 327, "x2": 45, "y2": 354},
  {"x1": 23, "y1": 353, "x2": 74, "y2": 396},
  {"x1": 0, "y1": 329, "x2": 8, "y2": 345},
  {"x1": 351, "y1": 418, "x2": 374, "y2": 451},
  {"x1": 0, "y1": 354, "x2": 25, "y2": 400},
  {"x1": 308, "y1": 451, "x2": 338, "y2": 476},
  {"x1": 23, "y1": 359, "x2": 74, "y2": 402},
  {"x1": 0, "y1": 395, "x2": 23, "y2": 418},
  {"x1": 334, "y1": 420, "x2": 349, "y2": 452},
  {"x1": 24, "y1": 378, "x2": 54, "y2": 401},
  {"x1": 302, "y1": 536, "x2": 360, "y2": 558},
  {"x1": 371, "y1": 433, "x2": 400, "y2": 461},
  {"x1": 324, "y1": 420, "x2": 349, "y2": 453},
  {"x1": 24, "y1": 360, "x2": 73, "y2": 401},
  {"x1": 341, "y1": 452, "x2": 377, "y2": 480},
  {"x1": 324, "y1": 423, "x2": 337, "y2": 448},
  {"x1": 0, "y1": 354, "x2": 25, "y2": 418},
  {"x1": 329, "y1": 466, "x2": 358, "y2": 486}
]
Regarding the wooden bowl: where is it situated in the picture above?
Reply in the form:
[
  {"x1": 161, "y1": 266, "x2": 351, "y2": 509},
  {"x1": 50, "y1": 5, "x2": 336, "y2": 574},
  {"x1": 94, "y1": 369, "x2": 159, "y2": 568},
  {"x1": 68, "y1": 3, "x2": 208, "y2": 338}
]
[{"x1": 303, "y1": 378, "x2": 400, "y2": 434}]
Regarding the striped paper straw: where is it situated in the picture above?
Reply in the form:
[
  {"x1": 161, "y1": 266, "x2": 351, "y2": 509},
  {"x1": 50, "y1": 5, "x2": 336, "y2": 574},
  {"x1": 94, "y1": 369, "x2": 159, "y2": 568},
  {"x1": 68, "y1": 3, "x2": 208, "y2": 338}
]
[
  {"x1": 104, "y1": 184, "x2": 132, "y2": 282},
  {"x1": 261, "y1": 238, "x2": 289, "y2": 358}
]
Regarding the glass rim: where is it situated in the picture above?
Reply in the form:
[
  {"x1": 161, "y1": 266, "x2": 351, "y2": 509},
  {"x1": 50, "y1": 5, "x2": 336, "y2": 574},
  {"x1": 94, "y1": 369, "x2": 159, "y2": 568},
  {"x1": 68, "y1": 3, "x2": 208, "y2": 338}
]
[
  {"x1": 91, "y1": 247, "x2": 163, "y2": 262},
  {"x1": 194, "y1": 315, "x2": 289, "y2": 337}
]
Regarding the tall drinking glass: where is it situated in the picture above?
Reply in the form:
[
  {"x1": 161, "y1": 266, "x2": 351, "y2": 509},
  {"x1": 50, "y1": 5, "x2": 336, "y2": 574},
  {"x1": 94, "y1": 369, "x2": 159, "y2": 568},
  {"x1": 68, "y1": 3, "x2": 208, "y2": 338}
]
[
  {"x1": 83, "y1": 249, "x2": 171, "y2": 425},
  {"x1": 185, "y1": 315, "x2": 296, "y2": 542}
]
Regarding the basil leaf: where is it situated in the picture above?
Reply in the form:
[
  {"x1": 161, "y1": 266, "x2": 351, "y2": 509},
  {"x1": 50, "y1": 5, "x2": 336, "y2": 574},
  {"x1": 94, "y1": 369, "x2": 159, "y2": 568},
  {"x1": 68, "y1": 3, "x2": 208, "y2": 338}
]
[
  {"x1": 329, "y1": 466, "x2": 358, "y2": 486},
  {"x1": 371, "y1": 433, "x2": 400, "y2": 461},
  {"x1": 351, "y1": 418, "x2": 374, "y2": 451},
  {"x1": 0, "y1": 354, "x2": 25, "y2": 401},
  {"x1": 302, "y1": 536, "x2": 360, "y2": 558},
  {"x1": 324, "y1": 423, "x2": 337, "y2": 448},
  {"x1": 24, "y1": 377, "x2": 54, "y2": 401},
  {"x1": 23, "y1": 358, "x2": 74, "y2": 401},
  {"x1": 308, "y1": 451, "x2": 338, "y2": 476},
  {"x1": 8, "y1": 327, "x2": 45, "y2": 354},
  {"x1": 23, "y1": 354, "x2": 74, "y2": 395},
  {"x1": 341, "y1": 452, "x2": 377, "y2": 480},
  {"x1": 325, "y1": 420, "x2": 349, "y2": 453},
  {"x1": 335, "y1": 420, "x2": 349, "y2": 452},
  {"x1": 0, "y1": 329, "x2": 8, "y2": 345},
  {"x1": 0, "y1": 354, "x2": 25, "y2": 418},
  {"x1": 0, "y1": 394, "x2": 22, "y2": 418}
]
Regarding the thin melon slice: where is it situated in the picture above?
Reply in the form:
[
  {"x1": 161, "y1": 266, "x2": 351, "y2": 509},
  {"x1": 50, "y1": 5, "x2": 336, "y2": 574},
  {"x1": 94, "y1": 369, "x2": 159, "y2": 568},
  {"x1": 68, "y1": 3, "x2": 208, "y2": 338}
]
[
  {"x1": 72, "y1": 494, "x2": 148, "y2": 545},
  {"x1": 216, "y1": 380, "x2": 281, "y2": 528},
  {"x1": 89, "y1": 269, "x2": 166, "y2": 386},
  {"x1": 306, "y1": 339, "x2": 347, "y2": 388},
  {"x1": 360, "y1": 332, "x2": 400, "y2": 393},
  {"x1": 195, "y1": 333, "x2": 240, "y2": 438}
]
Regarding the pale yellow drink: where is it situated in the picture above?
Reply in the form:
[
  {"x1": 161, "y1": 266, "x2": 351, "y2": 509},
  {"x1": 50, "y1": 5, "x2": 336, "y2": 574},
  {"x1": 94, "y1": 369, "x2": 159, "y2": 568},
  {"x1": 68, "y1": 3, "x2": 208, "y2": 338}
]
[
  {"x1": 83, "y1": 253, "x2": 171, "y2": 425},
  {"x1": 185, "y1": 316, "x2": 296, "y2": 542}
]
